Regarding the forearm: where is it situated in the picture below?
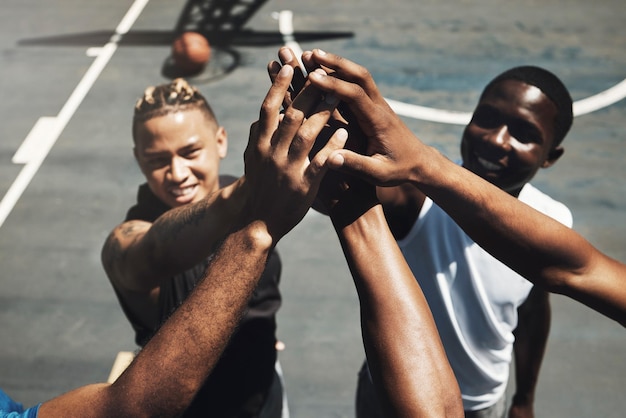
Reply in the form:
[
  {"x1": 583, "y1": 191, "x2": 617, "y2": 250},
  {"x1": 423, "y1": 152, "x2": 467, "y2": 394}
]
[
  {"x1": 410, "y1": 145, "x2": 583, "y2": 282},
  {"x1": 119, "y1": 221, "x2": 271, "y2": 415},
  {"x1": 46, "y1": 222, "x2": 274, "y2": 418},
  {"x1": 143, "y1": 177, "x2": 248, "y2": 277},
  {"x1": 410, "y1": 146, "x2": 626, "y2": 324},
  {"x1": 334, "y1": 204, "x2": 462, "y2": 417}
]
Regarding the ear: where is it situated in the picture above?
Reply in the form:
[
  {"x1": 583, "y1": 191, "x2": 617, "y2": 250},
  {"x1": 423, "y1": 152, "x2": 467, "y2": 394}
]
[
  {"x1": 542, "y1": 146, "x2": 564, "y2": 168},
  {"x1": 216, "y1": 126, "x2": 228, "y2": 159}
]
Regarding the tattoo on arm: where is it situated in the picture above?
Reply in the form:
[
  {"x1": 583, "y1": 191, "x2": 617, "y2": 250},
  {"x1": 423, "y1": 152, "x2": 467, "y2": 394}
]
[
  {"x1": 154, "y1": 198, "x2": 221, "y2": 243},
  {"x1": 102, "y1": 221, "x2": 145, "y2": 282}
]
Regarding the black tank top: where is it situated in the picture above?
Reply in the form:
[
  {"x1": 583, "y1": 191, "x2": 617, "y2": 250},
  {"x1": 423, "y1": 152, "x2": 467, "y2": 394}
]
[{"x1": 117, "y1": 176, "x2": 282, "y2": 416}]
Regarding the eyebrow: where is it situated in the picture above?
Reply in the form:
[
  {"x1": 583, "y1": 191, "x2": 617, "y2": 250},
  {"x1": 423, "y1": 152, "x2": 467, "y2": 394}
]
[
  {"x1": 479, "y1": 104, "x2": 546, "y2": 141},
  {"x1": 141, "y1": 142, "x2": 202, "y2": 158},
  {"x1": 141, "y1": 150, "x2": 169, "y2": 158}
]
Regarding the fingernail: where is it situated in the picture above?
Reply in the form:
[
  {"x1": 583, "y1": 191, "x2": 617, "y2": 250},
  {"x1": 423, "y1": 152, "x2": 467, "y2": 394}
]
[
  {"x1": 279, "y1": 47, "x2": 293, "y2": 62},
  {"x1": 330, "y1": 152, "x2": 345, "y2": 167},
  {"x1": 336, "y1": 128, "x2": 348, "y2": 141},
  {"x1": 278, "y1": 65, "x2": 292, "y2": 76},
  {"x1": 309, "y1": 69, "x2": 326, "y2": 81},
  {"x1": 269, "y1": 61, "x2": 281, "y2": 72},
  {"x1": 316, "y1": 49, "x2": 326, "y2": 56}
]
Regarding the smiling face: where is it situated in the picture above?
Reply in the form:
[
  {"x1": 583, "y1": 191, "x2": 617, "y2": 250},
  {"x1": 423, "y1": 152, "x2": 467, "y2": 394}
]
[
  {"x1": 134, "y1": 108, "x2": 228, "y2": 208},
  {"x1": 461, "y1": 79, "x2": 564, "y2": 196}
]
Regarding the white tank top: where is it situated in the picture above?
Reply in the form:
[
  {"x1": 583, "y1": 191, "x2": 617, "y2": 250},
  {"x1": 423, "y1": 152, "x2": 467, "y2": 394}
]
[{"x1": 397, "y1": 183, "x2": 572, "y2": 410}]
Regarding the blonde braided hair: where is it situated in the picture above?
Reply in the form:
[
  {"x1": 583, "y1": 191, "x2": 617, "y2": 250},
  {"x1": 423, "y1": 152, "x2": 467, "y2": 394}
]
[{"x1": 132, "y1": 78, "x2": 217, "y2": 142}]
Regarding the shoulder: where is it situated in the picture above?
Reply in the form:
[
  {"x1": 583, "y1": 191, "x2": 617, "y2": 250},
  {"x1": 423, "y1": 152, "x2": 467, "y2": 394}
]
[{"x1": 519, "y1": 184, "x2": 573, "y2": 227}]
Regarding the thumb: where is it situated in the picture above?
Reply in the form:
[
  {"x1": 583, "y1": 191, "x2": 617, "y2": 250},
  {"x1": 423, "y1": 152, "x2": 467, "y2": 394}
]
[{"x1": 327, "y1": 149, "x2": 384, "y2": 185}]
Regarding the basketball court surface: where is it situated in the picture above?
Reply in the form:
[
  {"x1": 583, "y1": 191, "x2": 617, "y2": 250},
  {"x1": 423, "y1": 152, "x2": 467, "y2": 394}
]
[{"x1": 1, "y1": 0, "x2": 625, "y2": 416}]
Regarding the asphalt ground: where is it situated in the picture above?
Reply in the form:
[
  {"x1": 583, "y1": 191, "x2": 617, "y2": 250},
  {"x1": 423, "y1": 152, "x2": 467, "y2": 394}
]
[{"x1": 1, "y1": 0, "x2": 625, "y2": 416}]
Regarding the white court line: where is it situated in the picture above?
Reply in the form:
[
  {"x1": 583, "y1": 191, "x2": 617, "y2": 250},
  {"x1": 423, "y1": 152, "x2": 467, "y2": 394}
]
[
  {"x1": 107, "y1": 351, "x2": 136, "y2": 383},
  {"x1": 275, "y1": 10, "x2": 304, "y2": 69},
  {"x1": 573, "y1": 78, "x2": 626, "y2": 116},
  {"x1": 275, "y1": 9, "x2": 626, "y2": 125},
  {"x1": 386, "y1": 99, "x2": 472, "y2": 126},
  {"x1": 0, "y1": 0, "x2": 150, "y2": 229},
  {"x1": 388, "y1": 78, "x2": 626, "y2": 124}
]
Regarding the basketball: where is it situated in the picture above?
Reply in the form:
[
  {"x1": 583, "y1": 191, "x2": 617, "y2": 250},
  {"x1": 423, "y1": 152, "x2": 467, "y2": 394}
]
[{"x1": 171, "y1": 31, "x2": 211, "y2": 75}]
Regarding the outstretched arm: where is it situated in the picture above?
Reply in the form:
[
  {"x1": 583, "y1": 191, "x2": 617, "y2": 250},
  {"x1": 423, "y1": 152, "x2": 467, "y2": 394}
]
[
  {"x1": 308, "y1": 151, "x2": 462, "y2": 416},
  {"x1": 101, "y1": 173, "x2": 247, "y2": 294},
  {"x1": 305, "y1": 49, "x2": 626, "y2": 327},
  {"x1": 43, "y1": 221, "x2": 274, "y2": 418},
  {"x1": 37, "y1": 62, "x2": 345, "y2": 418},
  {"x1": 336, "y1": 203, "x2": 463, "y2": 417}
]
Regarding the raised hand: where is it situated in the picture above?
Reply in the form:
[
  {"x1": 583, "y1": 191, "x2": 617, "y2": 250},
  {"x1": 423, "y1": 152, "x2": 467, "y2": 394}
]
[
  {"x1": 267, "y1": 47, "x2": 309, "y2": 109},
  {"x1": 242, "y1": 63, "x2": 348, "y2": 241},
  {"x1": 304, "y1": 49, "x2": 433, "y2": 188},
  {"x1": 267, "y1": 48, "x2": 376, "y2": 222}
]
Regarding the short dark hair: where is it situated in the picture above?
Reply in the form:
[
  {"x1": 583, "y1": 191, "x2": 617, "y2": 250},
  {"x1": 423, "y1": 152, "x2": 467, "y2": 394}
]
[
  {"x1": 132, "y1": 78, "x2": 217, "y2": 142},
  {"x1": 481, "y1": 66, "x2": 573, "y2": 147}
]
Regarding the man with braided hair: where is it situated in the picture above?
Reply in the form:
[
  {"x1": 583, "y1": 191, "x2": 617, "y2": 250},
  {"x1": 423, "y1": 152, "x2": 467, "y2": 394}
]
[{"x1": 102, "y1": 78, "x2": 285, "y2": 417}]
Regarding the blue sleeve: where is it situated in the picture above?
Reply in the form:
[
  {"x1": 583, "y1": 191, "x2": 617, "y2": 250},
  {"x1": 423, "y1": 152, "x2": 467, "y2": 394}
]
[{"x1": 0, "y1": 389, "x2": 40, "y2": 418}]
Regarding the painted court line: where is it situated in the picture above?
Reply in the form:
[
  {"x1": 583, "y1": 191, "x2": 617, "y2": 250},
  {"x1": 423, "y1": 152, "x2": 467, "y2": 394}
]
[
  {"x1": 0, "y1": 0, "x2": 150, "y2": 229},
  {"x1": 276, "y1": 10, "x2": 304, "y2": 69},
  {"x1": 275, "y1": 10, "x2": 626, "y2": 125},
  {"x1": 386, "y1": 99, "x2": 472, "y2": 125},
  {"x1": 388, "y1": 78, "x2": 626, "y2": 124},
  {"x1": 573, "y1": 78, "x2": 626, "y2": 116}
]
